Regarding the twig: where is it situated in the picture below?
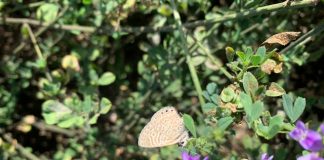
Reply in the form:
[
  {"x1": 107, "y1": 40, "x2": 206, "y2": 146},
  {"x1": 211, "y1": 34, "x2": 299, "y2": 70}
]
[
  {"x1": 170, "y1": 0, "x2": 205, "y2": 106},
  {"x1": 24, "y1": 23, "x2": 53, "y2": 81},
  {"x1": 24, "y1": 23, "x2": 43, "y2": 59},
  {"x1": 1, "y1": 134, "x2": 41, "y2": 160},
  {"x1": 189, "y1": 35, "x2": 234, "y2": 80},
  {"x1": 13, "y1": 5, "x2": 69, "y2": 54},
  {"x1": 281, "y1": 22, "x2": 324, "y2": 53},
  {"x1": 32, "y1": 121, "x2": 76, "y2": 137},
  {"x1": 0, "y1": 0, "x2": 318, "y2": 35},
  {"x1": 8, "y1": 1, "x2": 45, "y2": 14}
]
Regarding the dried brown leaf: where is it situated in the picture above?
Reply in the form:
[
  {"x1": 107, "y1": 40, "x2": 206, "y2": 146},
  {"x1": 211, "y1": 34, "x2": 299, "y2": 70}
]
[{"x1": 262, "y1": 31, "x2": 301, "y2": 46}]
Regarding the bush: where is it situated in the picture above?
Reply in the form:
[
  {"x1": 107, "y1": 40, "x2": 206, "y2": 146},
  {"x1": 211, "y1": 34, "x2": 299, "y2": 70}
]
[{"x1": 0, "y1": 0, "x2": 324, "y2": 159}]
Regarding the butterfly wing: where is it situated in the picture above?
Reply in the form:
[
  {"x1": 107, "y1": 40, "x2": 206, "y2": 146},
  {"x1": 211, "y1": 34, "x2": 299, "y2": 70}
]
[{"x1": 138, "y1": 107, "x2": 189, "y2": 148}]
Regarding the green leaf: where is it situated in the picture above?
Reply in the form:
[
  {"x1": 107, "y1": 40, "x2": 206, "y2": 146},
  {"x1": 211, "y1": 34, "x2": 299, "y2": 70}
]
[
  {"x1": 243, "y1": 72, "x2": 259, "y2": 97},
  {"x1": 82, "y1": 0, "x2": 92, "y2": 5},
  {"x1": 35, "y1": 58, "x2": 47, "y2": 69},
  {"x1": 240, "y1": 92, "x2": 253, "y2": 115},
  {"x1": 282, "y1": 94, "x2": 305, "y2": 123},
  {"x1": 42, "y1": 100, "x2": 71, "y2": 117},
  {"x1": 100, "y1": 98, "x2": 112, "y2": 114},
  {"x1": 251, "y1": 55, "x2": 262, "y2": 65},
  {"x1": 265, "y1": 82, "x2": 286, "y2": 97},
  {"x1": 282, "y1": 94, "x2": 294, "y2": 121},
  {"x1": 217, "y1": 117, "x2": 233, "y2": 131},
  {"x1": 256, "y1": 46, "x2": 266, "y2": 58},
  {"x1": 202, "y1": 103, "x2": 217, "y2": 114},
  {"x1": 240, "y1": 93, "x2": 263, "y2": 127},
  {"x1": 206, "y1": 83, "x2": 217, "y2": 95},
  {"x1": 89, "y1": 114, "x2": 100, "y2": 124},
  {"x1": 202, "y1": 91, "x2": 211, "y2": 101},
  {"x1": 42, "y1": 113, "x2": 59, "y2": 125},
  {"x1": 157, "y1": 4, "x2": 172, "y2": 16},
  {"x1": 250, "y1": 101, "x2": 264, "y2": 123},
  {"x1": 293, "y1": 97, "x2": 306, "y2": 122},
  {"x1": 245, "y1": 47, "x2": 253, "y2": 57},
  {"x1": 58, "y1": 117, "x2": 77, "y2": 128},
  {"x1": 225, "y1": 46, "x2": 235, "y2": 62},
  {"x1": 82, "y1": 95, "x2": 92, "y2": 113},
  {"x1": 183, "y1": 114, "x2": 197, "y2": 138},
  {"x1": 256, "y1": 115, "x2": 283, "y2": 139},
  {"x1": 210, "y1": 94, "x2": 219, "y2": 105},
  {"x1": 36, "y1": 3, "x2": 59, "y2": 22},
  {"x1": 97, "y1": 72, "x2": 116, "y2": 86},
  {"x1": 236, "y1": 51, "x2": 246, "y2": 62},
  {"x1": 220, "y1": 87, "x2": 235, "y2": 102},
  {"x1": 191, "y1": 55, "x2": 206, "y2": 66}
]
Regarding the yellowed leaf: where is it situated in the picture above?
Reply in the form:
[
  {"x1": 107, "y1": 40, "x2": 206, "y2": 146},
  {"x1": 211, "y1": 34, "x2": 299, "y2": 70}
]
[
  {"x1": 262, "y1": 31, "x2": 301, "y2": 46},
  {"x1": 274, "y1": 62, "x2": 283, "y2": 73},
  {"x1": 261, "y1": 59, "x2": 276, "y2": 74},
  {"x1": 61, "y1": 54, "x2": 80, "y2": 72},
  {"x1": 22, "y1": 115, "x2": 36, "y2": 124}
]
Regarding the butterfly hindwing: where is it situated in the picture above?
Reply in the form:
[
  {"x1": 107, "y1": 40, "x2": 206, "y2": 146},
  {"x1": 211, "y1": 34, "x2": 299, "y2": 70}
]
[{"x1": 138, "y1": 106, "x2": 189, "y2": 148}]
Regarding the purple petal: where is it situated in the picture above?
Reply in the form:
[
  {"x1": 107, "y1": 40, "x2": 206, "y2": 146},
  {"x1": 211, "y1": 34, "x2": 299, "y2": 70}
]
[
  {"x1": 261, "y1": 153, "x2": 274, "y2": 160},
  {"x1": 182, "y1": 151, "x2": 190, "y2": 160},
  {"x1": 320, "y1": 124, "x2": 324, "y2": 134},
  {"x1": 190, "y1": 154, "x2": 201, "y2": 160},
  {"x1": 203, "y1": 156, "x2": 209, "y2": 160},
  {"x1": 296, "y1": 121, "x2": 307, "y2": 131},
  {"x1": 297, "y1": 153, "x2": 324, "y2": 160},
  {"x1": 261, "y1": 153, "x2": 267, "y2": 160},
  {"x1": 268, "y1": 155, "x2": 274, "y2": 160},
  {"x1": 289, "y1": 121, "x2": 310, "y2": 141},
  {"x1": 299, "y1": 130, "x2": 323, "y2": 152},
  {"x1": 289, "y1": 128, "x2": 304, "y2": 141}
]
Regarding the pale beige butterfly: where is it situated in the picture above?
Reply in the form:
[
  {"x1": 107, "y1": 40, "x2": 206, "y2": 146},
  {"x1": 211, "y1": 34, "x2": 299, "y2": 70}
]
[{"x1": 138, "y1": 106, "x2": 189, "y2": 148}]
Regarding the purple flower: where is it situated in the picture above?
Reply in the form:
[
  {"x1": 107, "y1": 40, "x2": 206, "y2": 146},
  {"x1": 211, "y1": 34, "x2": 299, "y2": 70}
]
[
  {"x1": 297, "y1": 152, "x2": 324, "y2": 160},
  {"x1": 182, "y1": 151, "x2": 208, "y2": 160},
  {"x1": 261, "y1": 153, "x2": 274, "y2": 160},
  {"x1": 289, "y1": 121, "x2": 323, "y2": 152},
  {"x1": 320, "y1": 124, "x2": 324, "y2": 134}
]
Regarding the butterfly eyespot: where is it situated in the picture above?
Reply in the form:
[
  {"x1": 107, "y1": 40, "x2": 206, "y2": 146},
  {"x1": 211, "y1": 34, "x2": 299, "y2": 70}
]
[{"x1": 166, "y1": 109, "x2": 168, "y2": 112}]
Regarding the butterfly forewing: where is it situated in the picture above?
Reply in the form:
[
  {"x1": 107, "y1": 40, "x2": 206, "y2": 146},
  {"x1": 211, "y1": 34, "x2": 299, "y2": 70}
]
[{"x1": 138, "y1": 106, "x2": 189, "y2": 148}]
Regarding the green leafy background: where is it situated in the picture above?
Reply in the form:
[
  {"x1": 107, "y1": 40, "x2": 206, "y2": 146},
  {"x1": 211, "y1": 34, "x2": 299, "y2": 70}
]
[{"x1": 0, "y1": 0, "x2": 324, "y2": 160}]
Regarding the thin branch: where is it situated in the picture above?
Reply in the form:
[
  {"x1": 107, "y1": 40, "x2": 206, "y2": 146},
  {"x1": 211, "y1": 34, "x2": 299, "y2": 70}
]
[
  {"x1": 1, "y1": 134, "x2": 41, "y2": 160},
  {"x1": 189, "y1": 35, "x2": 234, "y2": 80},
  {"x1": 13, "y1": 5, "x2": 69, "y2": 54},
  {"x1": 24, "y1": 23, "x2": 53, "y2": 81},
  {"x1": 24, "y1": 23, "x2": 43, "y2": 59},
  {"x1": 32, "y1": 121, "x2": 76, "y2": 137},
  {"x1": 0, "y1": 0, "x2": 318, "y2": 35},
  {"x1": 171, "y1": 0, "x2": 205, "y2": 106}
]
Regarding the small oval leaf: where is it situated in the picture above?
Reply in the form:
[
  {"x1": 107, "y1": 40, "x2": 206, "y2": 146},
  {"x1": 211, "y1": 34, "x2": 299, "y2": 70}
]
[{"x1": 183, "y1": 114, "x2": 197, "y2": 138}]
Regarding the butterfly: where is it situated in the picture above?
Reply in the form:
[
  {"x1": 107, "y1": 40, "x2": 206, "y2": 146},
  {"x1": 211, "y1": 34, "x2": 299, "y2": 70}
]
[{"x1": 138, "y1": 106, "x2": 189, "y2": 148}]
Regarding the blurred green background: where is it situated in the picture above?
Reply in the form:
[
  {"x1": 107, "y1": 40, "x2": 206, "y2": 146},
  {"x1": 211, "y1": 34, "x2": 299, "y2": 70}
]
[{"x1": 0, "y1": 0, "x2": 324, "y2": 159}]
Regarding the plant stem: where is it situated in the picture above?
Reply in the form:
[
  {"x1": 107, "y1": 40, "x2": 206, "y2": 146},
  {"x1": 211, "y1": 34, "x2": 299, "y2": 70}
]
[
  {"x1": 170, "y1": 0, "x2": 205, "y2": 106},
  {"x1": 32, "y1": 121, "x2": 76, "y2": 137},
  {"x1": 189, "y1": 35, "x2": 234, "y2": 80},
  {"x1": 2, "y1": 134, "x2": 41, "y2": 160},
  {"x1": 24, "y1": 23, "x2": 43, "y2": 59},
  {"x1": 0, "y1": 0, "x2": 318, "y2": 34},
  {"x1": 24, "y1": 23, "x2": 53, "y2": 81},
  {"x1": 13, "y1": 5, "x2": 69, "y2": 54}
]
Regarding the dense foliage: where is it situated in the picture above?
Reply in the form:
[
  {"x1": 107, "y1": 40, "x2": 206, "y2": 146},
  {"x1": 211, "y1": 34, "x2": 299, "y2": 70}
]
[{"x1": 0, "y1": 0, "x2": 324, "y2": 159}]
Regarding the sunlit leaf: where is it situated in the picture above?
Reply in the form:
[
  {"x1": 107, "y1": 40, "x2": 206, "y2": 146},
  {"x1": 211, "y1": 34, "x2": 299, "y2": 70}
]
[{"x1": 183, "y1": 114, "x2": 197, "y2": 138}]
